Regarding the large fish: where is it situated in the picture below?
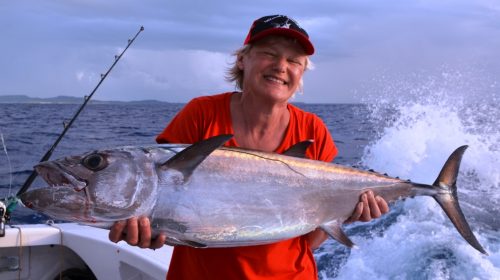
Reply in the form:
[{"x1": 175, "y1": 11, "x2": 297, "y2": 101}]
[{"x1": 20, "y1": 135, "x2": 486, "y2": 254}]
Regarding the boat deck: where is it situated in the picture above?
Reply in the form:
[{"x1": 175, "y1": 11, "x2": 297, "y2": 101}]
[{"x1": 0, "y1": 223, "x2": 172, "y2": 280}]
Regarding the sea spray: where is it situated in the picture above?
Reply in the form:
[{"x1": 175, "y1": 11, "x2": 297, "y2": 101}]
[{"x1": 318, "y1": 71, "x2": 500, "y2": 279}]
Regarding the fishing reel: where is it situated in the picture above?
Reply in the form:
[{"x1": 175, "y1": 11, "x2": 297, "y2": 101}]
[{"x1": 0, "y1": 196, "x2": 17, "y2": 237}]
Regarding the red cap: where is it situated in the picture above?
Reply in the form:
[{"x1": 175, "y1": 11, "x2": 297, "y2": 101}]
[{"x1": 244, "y1": 15, "x2": 314, "y2": 55}]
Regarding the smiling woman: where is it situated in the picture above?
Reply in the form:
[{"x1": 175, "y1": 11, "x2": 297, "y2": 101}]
[
  {"x1": 237, "y1": 37, "x2": 307, "y2": 102},
  {"x1": 107, "y1": 14, "x2": 389, "y2": 280},
  {"x1": 226, "y1": 41, "x2": 313, "y2": 95},
  {"x1": 1, "y1": 1, "x2": 500, "y2": 278}
]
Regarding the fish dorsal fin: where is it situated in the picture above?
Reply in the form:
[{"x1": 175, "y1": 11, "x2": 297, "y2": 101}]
[
  {"x1": 162, "y1": 134, "x2": 233, "y2": 180},
  {"x1": 282, "y1": 140, "x2": 314, "y2": 158},
  {"x1": 320, "y1": 221, "x2": 355, "y2": 248}
]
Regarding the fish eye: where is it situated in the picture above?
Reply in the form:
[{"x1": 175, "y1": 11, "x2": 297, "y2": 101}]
[{"x1": 82, "y1": 153, "x2": 107, "y2": 171}]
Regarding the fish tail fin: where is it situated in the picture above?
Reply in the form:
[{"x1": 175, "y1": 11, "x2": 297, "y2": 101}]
[{"x1": 431, "y1": 145, "x2": 487, "y2": 255}]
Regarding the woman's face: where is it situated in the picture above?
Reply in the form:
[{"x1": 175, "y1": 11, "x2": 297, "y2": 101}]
[{"x1": 238, "y1": 36, "x2": 308, "y2": 103}]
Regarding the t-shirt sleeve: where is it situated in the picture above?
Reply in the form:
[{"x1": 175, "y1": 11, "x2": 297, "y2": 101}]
[
  {"x1": 156, "y1": 98, "x2": 204, "y2": 144},
  {"x1": 311, "y1": 116, "x2": 338, "y2": 163}
]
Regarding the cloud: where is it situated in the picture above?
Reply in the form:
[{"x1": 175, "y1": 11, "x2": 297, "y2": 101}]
[
  {"x1": 102, "y1": 48, "x2": 233, "y2": 101},
  {"x1": 1, "y1": 0, "x2": 499, "y2": 103}
]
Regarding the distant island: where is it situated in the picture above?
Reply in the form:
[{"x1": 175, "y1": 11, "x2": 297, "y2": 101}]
[
  {"x1": 0, "y1": 95, "x2": 171, "y2": 104},
  {"x1": 0, "y1": 95, "x2": 341, "y2": 105}
]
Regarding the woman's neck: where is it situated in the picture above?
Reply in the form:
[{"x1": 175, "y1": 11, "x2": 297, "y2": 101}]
[{"x1": 230, "y1": 92, "x2": 290, "y2": 152}]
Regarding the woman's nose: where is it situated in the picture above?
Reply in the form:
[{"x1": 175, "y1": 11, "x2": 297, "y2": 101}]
[{"x1": 272, "y1": 57, "x2": 287, "y2": 73}]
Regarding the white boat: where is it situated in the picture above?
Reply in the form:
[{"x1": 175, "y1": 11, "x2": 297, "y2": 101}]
[{"x1": 0, "y1": 223, "x2": 173, "y2": 280}]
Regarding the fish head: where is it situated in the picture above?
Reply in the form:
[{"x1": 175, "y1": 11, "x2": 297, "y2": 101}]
[{"x1": 21, "y1": 147, "x2": 160, "y2": 223}]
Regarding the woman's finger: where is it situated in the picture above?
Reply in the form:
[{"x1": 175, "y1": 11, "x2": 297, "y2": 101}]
[
  {"x1": 150, "y1": 232, "x2": 167, "y2": 249},
  {"x1": 109, "y1": 220, "x2": 127, "y2": 243},
  {"x1": 366, "y1": 191, "x2": 382, "y2": 219},
  {"x1": 138, "y1": 216, "x2": 152, "y2": 248},
  {"x1": 359, "y1": 193, "x2": 371, "y2": 221},
  {"x1": 125, "y1": 217, "x2": 140, "y2": 246},
  {"x1": 376, "y1": 195, "x2": 389, "y2": 214},
  {"x1": 345, "y1": 201, "x2": 364, "y2": 224}
]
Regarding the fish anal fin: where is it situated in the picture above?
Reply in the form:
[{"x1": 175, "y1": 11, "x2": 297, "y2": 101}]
[
  {"x1": 161, "y1": 134, "x2": 233, "y2": 180},
  {"x1": 283, "y1": 140, "x2": 314, "y2": 158},
  {"x1": 320, "y1": 221, "x2": 355, "y2": 248}
]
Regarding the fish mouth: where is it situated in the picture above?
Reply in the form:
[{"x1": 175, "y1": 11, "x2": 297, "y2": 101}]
[
  {"x1": 23, "y1": 162, "x2": 93, "y2": 219},
  {"x1": 35, "y1": 161, "x2": 88, "y2": 191},
  {"x1": 19, "y1": 185, "x2": 96, "y2": 223}
]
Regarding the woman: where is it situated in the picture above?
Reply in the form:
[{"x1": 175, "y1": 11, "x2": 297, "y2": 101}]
[{"x1": 109, "y1": 15, "x2": 388, "y2": 279}]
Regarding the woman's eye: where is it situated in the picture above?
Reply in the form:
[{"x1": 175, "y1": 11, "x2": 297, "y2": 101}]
[
  {"x1": 82, "y1": 154, "x2": 107, "y2": 171},
  {"x1": 262, "y1": 51, "x2": 276, "y2": 57}
]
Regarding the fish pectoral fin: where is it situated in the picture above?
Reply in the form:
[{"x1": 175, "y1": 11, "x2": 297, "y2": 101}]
[
  {"x1": 164, "y1": 237, "x2": 208, "y2": 248},
  {"x1": 161, "y1": 134, "x2": 233, "y2": 180},
  {"x1": 179, "y1": 239, "x2": 208, "y2": 248},
  {"x1": 320, "y1": 221, "x2": 355, "y2": 248},
  {"x1": 165, "y1": 237, "x2": 183, "y2": 247},
  {"x1": 282, "y1": 140, "x2": 314, "y2": 158}
]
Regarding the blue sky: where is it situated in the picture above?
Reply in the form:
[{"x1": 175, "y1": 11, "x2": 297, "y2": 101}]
[{"x1": 1, "y1": 0, "x2": 499, "y2": 103}]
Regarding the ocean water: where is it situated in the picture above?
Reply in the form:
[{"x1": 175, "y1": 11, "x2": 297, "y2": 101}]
[{"x1": 0, "y1": 93, "x2": 499, "y2": 279}]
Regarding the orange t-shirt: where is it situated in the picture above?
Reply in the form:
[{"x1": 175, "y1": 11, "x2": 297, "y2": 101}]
[{"x1": 156, "y1": 92, "x2": 338, "y2": 280}]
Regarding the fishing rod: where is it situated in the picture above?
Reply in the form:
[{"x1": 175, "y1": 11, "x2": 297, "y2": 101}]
[{"x1": 0, "y1": 26, "x2": 144, "y2": 231}]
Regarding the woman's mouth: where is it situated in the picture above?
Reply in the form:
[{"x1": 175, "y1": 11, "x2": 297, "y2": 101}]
[{"x1": 264, "y1": 75, "x2": 287, "y2": 85}]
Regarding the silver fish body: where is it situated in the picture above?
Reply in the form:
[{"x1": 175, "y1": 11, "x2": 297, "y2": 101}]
[
  {"x1": 153, "y1": 146, "x2": 406, "y2": 247},
  {"x1": 21, "y1": 135, "x2": 486, "y2": 254}
]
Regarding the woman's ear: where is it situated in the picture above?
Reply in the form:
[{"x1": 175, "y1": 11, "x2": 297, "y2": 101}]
[{"x1": 236, "y1": 54, "x2": 244, "y2": 70}]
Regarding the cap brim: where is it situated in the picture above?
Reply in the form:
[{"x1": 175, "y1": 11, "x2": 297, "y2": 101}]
[{"x1": 246, "y1": 28, "x2": 315, "y2": 55}]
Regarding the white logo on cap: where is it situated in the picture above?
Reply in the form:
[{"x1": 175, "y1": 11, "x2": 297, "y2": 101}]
[{"x1": 264, "y1": 15, "x2": 296, "y2": 29}]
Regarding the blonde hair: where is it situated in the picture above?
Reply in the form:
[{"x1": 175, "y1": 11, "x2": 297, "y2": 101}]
[{"x1": 225, "y1": 42, "x2": 313, "y2": 93}]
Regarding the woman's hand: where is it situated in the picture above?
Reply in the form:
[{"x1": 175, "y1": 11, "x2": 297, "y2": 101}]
[
  {"x1": 345, "y1": 190, "x2": 389, "y2": 223},
  {"x1": 108, "y1": 216, "x2": 167, "y2": 249}
]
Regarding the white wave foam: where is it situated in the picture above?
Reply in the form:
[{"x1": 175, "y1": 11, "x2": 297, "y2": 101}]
[{"x1": 324, "y1": 70, "x2": 500, "y2": 279}]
